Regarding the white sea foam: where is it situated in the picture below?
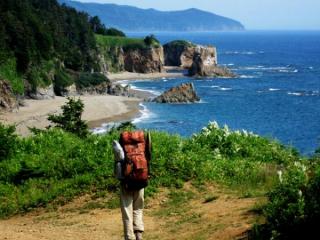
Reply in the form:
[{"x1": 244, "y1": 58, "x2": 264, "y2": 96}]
[
  {"x1": 130, "y1": 85, "x2": 161, "y2": 96},
  {"x1": 199, "y1": 99, "x2": 208, "y2": 104},
  {"x1": 269, "y1": 88, "x2": 281, "y2": 91},
  {"x1": 238, "y1": 65, "x2": 298, "y2": 73},
  {"x1": 220, "y1": 87, "x2": 232, "y2": 91},
  {"x1": 288, "y1": 92, "x2": 303, "y2": 96},
  {"x1": 132, "y1": 103, "x2": 154, "y2": 124},
  {"x1": 224, "y1": 51, "x2": 259, "y2": 55},
  {"x1": 92, "y1": 122, "x2": 120, "y2": 135},
  {"x1": 239, "y1": 75, "x2": 256, "y2": 79}
]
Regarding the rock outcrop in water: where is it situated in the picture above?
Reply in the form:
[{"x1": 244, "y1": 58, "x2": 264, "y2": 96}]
[
  {"x1": 164, "y1": 41, "x2": 234, "y2": 77},
  {"x1": 188, "y1": 46, "x2": 235, "y2": 77},
  {"x1": 164, "y1": 41, "x2": 217, "y2": 69},
  {"x1": 153, "y1": 82, "x2": 200, "y2": 103},
  {"x1": 189, "y1": 55, "x2": 235, "y2": 77}
]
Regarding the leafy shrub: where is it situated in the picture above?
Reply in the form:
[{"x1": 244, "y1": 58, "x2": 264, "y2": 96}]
[
  {"x1": 76, "y1": 72, "x2": 109, "y2": 89},
  {"x1": 144, "y1": 34, "x2": 160, "y2": 47},
  {"x1": 258, "y1": 159, "x2": 320, "y2": 239},
  {"x1": 0, "y1": 123, "x2": 18, "y2": 161},
  {"x1": 53, "y1": 69, "x2": 74, "y2": 96},
  {"x1": 48, "y1": 97, "x2": 89, "y2": 138},
  {"x1": 105, "y1": 28, "x2": 126, "y2": 37},
  {"x1": 167, "y1": 40, "x2": 195, "y2": 48},
  {"x1": 191, "y1": 121, "x2": 298, "y2": 164}
]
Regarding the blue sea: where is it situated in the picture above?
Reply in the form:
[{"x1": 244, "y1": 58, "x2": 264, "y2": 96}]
[{"x1": 125, "y1": 31, "x2": 320, "y2": 155}]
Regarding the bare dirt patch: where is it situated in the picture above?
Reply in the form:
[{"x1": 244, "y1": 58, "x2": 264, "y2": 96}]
[{"x1": 0, "y1": 185, "x2": 264, "y2": 240}]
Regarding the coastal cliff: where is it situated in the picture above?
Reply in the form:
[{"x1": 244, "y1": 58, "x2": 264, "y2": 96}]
[
  {"x1": 96, "y1": 35, "x2": 164, "y2": 74},
  {"x1": 124, "y1": 46, "x2": 164, "y2": 73}
]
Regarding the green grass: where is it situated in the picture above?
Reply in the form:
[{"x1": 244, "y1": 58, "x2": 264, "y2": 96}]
[
  {"x1": 0, "y1": 120, "x2": 300, "y2": 219},
  {"x1": 95, "y1": 34, "x2": 146, "y2": 49}
]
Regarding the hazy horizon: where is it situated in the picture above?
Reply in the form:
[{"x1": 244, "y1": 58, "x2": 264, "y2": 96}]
[{"x1": 75, "y1": 0, "x2": 320, "y2": 30}]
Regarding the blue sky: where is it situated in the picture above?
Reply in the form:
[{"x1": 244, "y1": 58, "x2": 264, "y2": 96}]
[{"x1": 77, "y1": 0, "x2": 320, "y2": 30}]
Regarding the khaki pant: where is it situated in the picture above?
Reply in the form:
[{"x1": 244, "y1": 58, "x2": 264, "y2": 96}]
[{"x1": 120, "y1": 185, "x2": 145, "y2": 240}]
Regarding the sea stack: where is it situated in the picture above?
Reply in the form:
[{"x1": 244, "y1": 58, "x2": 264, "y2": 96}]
[{"x1": 153, "y1": 82, "x2": 200, "y2": 103}]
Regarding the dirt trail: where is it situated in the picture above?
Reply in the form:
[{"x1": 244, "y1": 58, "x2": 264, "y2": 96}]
[{"x1": 0, "y1": 186, "x2": 263, "y2": 240}]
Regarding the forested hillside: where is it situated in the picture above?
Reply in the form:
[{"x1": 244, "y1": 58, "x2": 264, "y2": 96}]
[{"x1": 0, "y1": 0, "x2": 104, "y2": 96}]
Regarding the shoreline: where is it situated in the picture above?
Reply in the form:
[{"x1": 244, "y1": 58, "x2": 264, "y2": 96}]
[
  {"x1": 107, "y1": 67, "x2": 187, "y2": 82},
  {"x1": 0, "y1": 68, "x2": 185, "y2": 136},
  {"x1": 0, "y1": 95, "x2": 141, "y2": 136}
]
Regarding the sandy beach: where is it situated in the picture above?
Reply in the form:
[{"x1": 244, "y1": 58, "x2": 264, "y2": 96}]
[
  {"x1": 0, "y1": 68, "x2": 187, "y2": 136},
  {"x1": 107, "y1": 67, "x2": 186, "y2": 82},
  {"x1": 0, "y1": 95, "x2": 141, "y2": 136}
]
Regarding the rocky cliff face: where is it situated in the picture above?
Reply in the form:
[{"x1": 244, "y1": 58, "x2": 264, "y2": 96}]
[
  {"x1": 124, "y1": 46, "x2": 164, "y2": 73},
  {"x1": 98, "y1": 46, "x2": 125, "y2": 74},
  {"x1": 188, "y1": 47, "x2": 235, "y2": 77},
  {"x1": 163, "y1": 41, "x2": 235, "y2": 78},
  {"x1": 153, "y1": 82, "x2": 200, "y2": 103},
  {"x1": 98, "y1": 45, "x2": 164, "y2": 74},
  {"x1": 27, "y1": 84, "x2": 55, "y2": 100},
  {"x1": 164, "y1": 41, "x2": 196, "y2": 68},
  {"x1": 0, "y1": 80, "x2": 17, "y2": 111}
]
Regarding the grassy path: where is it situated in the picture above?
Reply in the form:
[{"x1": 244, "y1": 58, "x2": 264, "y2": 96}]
[{"x1": 0, "y1": 185, "x2": 263, "y2": 240}]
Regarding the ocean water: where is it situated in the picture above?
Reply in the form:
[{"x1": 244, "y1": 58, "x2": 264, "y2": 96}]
[{"x1": 126, "y1": 31, "x2": 320, "y2": 155}]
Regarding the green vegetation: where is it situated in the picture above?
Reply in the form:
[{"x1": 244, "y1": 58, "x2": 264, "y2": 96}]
[
  {"x1": 96, "y1": 34, "x2": 161, "y2": 50},
  {"x1": 89, "y1": 16, "x2": 125, "y2": 37},
  {"x1": 48, "y1": 97, "x2": 89, "y2": 138},
  {"x1": 75, "y1": 72, "x2": 109, "y2": 90},
  {"x1": 0, "y1": 0, "x2": 113, "y2": 95},
  {"x1": 96, "y1": 35, "x2": 145, "y2": 49},
  {"x1": 0, "y1": 117, "x2": 300, "y2": 218},
  {"x1": 165, "y1": 40, "x2": 196, "y2": 48},
  {"x1": 1, "y1": 99, "x2": 319, "y2": 239}
]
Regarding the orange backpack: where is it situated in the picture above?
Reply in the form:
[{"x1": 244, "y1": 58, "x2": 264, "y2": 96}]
[{"x1": 120, "y1": 131, "x2": 149, "y2": 190}]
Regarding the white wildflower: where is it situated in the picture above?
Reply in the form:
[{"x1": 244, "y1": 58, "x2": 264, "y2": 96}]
[
  {"x1": 209, "y1": 121, "x2": 219, "y2": 129},
  {"x1": 298, "y1": 190, "x2": 303, "y2": 197},
  {"x1": 242, "y1": 130, "x2": 249, "y2": 137},
  {"x1": 223, "y1": 125, "x2": 231, "y2": 136},
  {"x1": 277, "y1": 170, "x2": 283, "y2": 183},
  {"x1": 234, "y1": 130, "x2": 241, "y2": 136}
]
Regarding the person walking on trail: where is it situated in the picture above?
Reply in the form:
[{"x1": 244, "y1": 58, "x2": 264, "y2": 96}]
[{"x1": 113, "y1": 130, "x2": 152, "y2": 240}]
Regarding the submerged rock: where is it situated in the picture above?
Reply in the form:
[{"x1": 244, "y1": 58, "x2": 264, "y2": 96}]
[{"x1": 153, "y1": 82, "x2": 200, "y2": 103}]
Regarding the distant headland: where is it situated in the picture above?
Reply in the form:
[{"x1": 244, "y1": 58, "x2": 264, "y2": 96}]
[{"x1": 59, "y1": 0, "x2": 245, "y2": 32}]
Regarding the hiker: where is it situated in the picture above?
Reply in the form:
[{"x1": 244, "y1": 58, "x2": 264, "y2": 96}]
[{"x1": 113, "y1": 130, "x2": 152, "y2": 240}]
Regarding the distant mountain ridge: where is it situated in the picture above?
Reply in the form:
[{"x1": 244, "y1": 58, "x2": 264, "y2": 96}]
[{"x1": 59, "y1": 0, "x2": 245, "y2": 32}]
